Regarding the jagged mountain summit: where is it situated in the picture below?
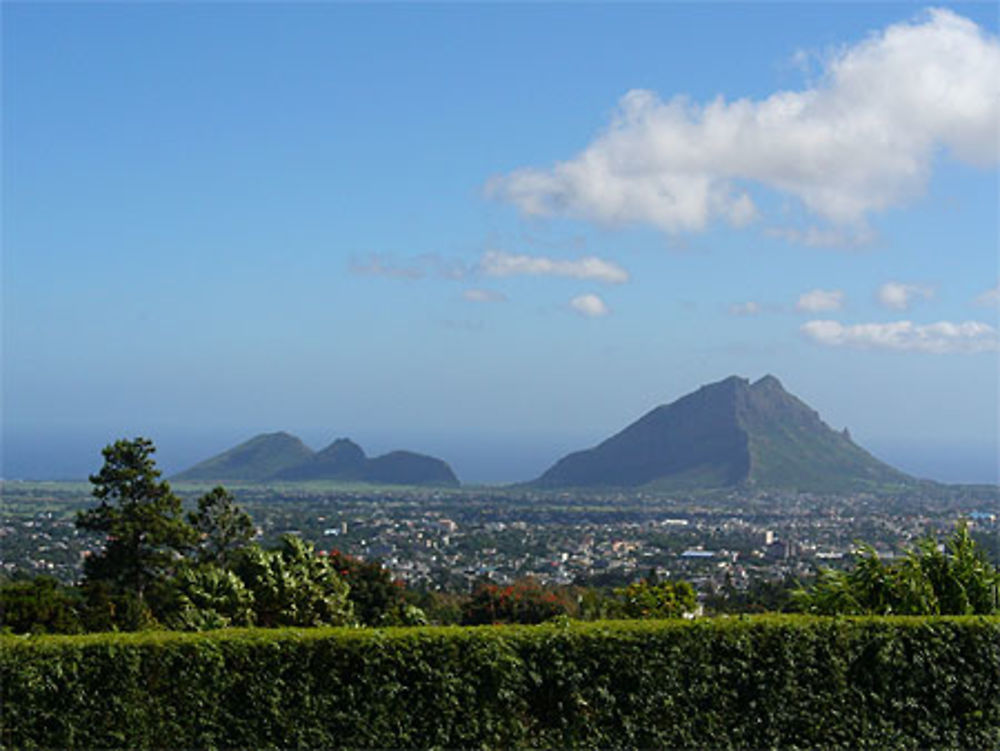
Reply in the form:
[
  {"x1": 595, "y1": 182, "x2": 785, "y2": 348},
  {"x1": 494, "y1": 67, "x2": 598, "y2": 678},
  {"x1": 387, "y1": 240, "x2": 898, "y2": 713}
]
[
  {"x1": 532, "y1": 375, "x2": 912, "y2": 492},
  {"x1": 174, "y1": 434, "x2": 459, "y2": 487}
]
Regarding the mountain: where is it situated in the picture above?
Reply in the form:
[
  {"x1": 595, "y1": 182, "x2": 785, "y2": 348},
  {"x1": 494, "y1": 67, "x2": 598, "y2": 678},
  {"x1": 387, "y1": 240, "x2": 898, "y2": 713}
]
[
  {"x1": 274, "y1": 439, "x2": 460, "y2": 487},
  {"x1": 532, "y1": 375, "x2": 912, "y2": 492},
  {"x1": 363, "y1": 451, "x2": 459, "y2": 486},
  {"x1": 272, "y1": 438, "x2": 367, "y2": 481},
  {"x1": 175, "y1": 434, "x2": 460, "y2": 487},
  {"x1": 173, "y1": 432, "x2": 315, "y2": 483}
]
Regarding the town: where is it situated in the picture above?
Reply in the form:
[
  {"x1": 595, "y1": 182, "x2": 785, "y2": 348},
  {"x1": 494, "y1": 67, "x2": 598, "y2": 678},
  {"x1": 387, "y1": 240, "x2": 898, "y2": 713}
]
[{"x1": 4, "y1": 481, "x2": 997, "y2": 609}]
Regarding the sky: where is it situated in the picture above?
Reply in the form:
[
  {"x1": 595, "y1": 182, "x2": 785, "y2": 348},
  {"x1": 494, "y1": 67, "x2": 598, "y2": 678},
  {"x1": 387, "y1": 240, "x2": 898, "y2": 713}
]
[{"x1": 3, "y1": 3, "x2": 998, "y2": 485}]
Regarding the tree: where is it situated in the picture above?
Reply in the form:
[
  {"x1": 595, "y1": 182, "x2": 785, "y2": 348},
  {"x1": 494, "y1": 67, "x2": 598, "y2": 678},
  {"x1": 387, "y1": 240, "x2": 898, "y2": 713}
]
[
  {"x1": 188, "y1": 486, "x2": 255, "y2": 567},
  {"x1": 613, "y1": 578, "x2": 697, "y2": 619},
  {"x1": 327, "y1": 550, "x2": 418, "y2": 626},
  {"x1": 461, "y1": 578, "x2": 573, "y2": 625},
  {"x1": 163, "y1": 565, "x2": 255, "y2": 631},
  {"x1": 76, "y1": 438, "x2": 197, "y2": 617},
  {"x1": 0, "y1": 576, "x2": 82, "y2": 634},
  {"x1": 231, "y1": 535, "x2": 353, "y2": 627},
  {"x1": 796, "y1": 523, "x2": 998, "y2": 616}
]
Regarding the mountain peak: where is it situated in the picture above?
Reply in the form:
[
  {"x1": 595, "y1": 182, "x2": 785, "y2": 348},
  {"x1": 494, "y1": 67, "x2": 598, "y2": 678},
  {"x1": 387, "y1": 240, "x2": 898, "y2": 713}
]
[
  {"x1": 533, "y1": 375, "x2": 911, "y2": 492},
  {"x1": 173, "y1": 431, "x2": 314, "y2": 482},
  {"x1": 704, "y1": 375, "x2": 750, "y2": 391},
  {"x1": 752, "y1": 374, "x2": 784, "y2": 391},
  {"x1": 318, "y1": 437, "x2": 366, "y2": 461}
]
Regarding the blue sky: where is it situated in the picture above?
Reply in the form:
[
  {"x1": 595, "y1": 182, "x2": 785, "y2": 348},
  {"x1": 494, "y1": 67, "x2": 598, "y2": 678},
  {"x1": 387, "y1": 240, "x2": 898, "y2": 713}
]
[{"x1": 3, "y1": 3, "x2": 998, "y2": 484}]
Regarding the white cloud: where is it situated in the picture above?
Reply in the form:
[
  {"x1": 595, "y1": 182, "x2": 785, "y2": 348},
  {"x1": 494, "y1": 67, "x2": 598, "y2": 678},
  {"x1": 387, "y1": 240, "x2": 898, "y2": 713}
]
[
  {"x1": 974, "y1": 283, "x2": 1000, "y2": 308},
  {"x1": 570, "y1": 294, "x2": 610, "y2": 318},
  {"x1": 487, "y1": 9, "x2": 1000, "y2": 239},
  {"x1": 480, "y1": 250, "x2": 629, "y2": 284},
  {"x1": 878, "y1": 281, "x2": 934, "y2": 310},
  {"x1": 729, "y1": 301, "x2": 762, "y2": 316},
  {"x1": 462, "y1": 288, "x2": 507, "y2": 303},
  {"x1": 796, "y1": 289, "x2": 844, "y2": 313},
  {"x1": 801, "y1": 319, "x2": 999, "y2": 353}
]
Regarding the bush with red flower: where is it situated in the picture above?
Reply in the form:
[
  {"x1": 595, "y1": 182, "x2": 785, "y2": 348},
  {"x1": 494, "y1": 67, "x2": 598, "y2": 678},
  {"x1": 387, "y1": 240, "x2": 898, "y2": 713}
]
[{"x1": 461, "y1": 578, "x2": 574, "y2": 625}]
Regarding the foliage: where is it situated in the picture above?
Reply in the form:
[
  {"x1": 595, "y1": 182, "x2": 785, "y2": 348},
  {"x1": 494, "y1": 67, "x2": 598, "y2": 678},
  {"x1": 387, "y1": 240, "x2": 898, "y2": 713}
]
[
  {"x1": 2, "y1": 616, "x2": 998, "y2": 750},
  {"x1": 705, "y1": 573, "x2": 803, "y2": 614},
  {"x1": 0, "y1": 577, "x2": 81, "y2": 634},
  {"x1": 76, "y1": 438, "x2": 196, "y2": 608},
  {"x1": 229, "y1": 535, "x2": 353, "y2": 627},
  {"x1": 612, "y1": 578, "x2": 697, "y2": 619},
  {"x1": 72, "y1": 580, "x2": 160, "y2": 633},
  {"x1": 462, "y1": 578, "x2": 574, "y2": 624},
  {"x1": 411, "y1": 589, "x2": 465, "y2": 625},
  {"x1": 60, "y1": 439, "x2": 355, "y2": 633},
  {"x1": 797, "y1": 523, "x2": 999, "y2": 615},
  {"x1": 187, "y1": 486, "x2": 255, "y2": 567},
  {"x1": 326, "y1": 550, "x2": 423, "y2": 626},
  {"x1": 162, "y1": 565, "x2": 255, "y2": 631}
]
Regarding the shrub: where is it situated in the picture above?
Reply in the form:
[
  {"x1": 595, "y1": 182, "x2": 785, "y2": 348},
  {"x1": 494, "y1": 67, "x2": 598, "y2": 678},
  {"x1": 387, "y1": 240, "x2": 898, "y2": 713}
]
[
  {"x1": 798, "y1": 524, "x2": 999, "y2": 616},
  {"x1": 2, "y1": 616, "x2": 997, "y2": 750}
]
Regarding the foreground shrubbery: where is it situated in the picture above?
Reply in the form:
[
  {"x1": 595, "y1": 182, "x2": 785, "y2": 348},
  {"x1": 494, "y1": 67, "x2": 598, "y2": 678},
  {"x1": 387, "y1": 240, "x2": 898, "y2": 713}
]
[
  {"x1": 2, "y1": 616, "x2": 998, "y2": 750},
  {"x1": 796, "y1": 523, "x2": 998, "y2": 616}
]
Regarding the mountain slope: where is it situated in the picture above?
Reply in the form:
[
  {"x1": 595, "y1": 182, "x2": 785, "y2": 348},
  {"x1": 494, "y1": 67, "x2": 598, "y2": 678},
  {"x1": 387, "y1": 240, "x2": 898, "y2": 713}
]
[
  {"x1": 533, "y1": 375, "x2": 911, "y2": 491},
  {"x1": 173, "y1": 432, "x2": 315, "y2": 483},
  {"x1": 736, "y1": 375, "x2": 908, "y2": 490}
]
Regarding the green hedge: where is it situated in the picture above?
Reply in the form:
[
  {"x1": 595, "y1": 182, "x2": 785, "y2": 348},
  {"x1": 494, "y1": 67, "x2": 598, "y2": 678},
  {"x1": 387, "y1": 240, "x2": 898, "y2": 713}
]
[{"x1": 2, "y1": 616, "x2": 998, "y2": 749}]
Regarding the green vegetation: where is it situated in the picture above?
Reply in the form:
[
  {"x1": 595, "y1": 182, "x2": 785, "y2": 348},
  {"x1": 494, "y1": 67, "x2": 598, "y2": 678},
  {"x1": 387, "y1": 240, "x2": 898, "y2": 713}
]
[
  {"x1": 3, "y1": 439, "x2": 998, "y2": 748},
  {"x1": 0, "y1": 577, "x2": 83, "y2": 635},
  {"x1": 76, "y1": 438, "x2": 198, "y2": 628},
  {"x1": 187, "y1": 486, "x2": 255, "y2": 566},
  {"x1": 614, "y1": 577, "x2": 697, "y2": 619},
  {"x1": 2, "y1": 616, "x2": 998, "y2": 749},
  {"x1": 2, "y1": 439, "x2": 382, "y2": 632},
  {"x1": 797, "y1": 523, "x2": 999, "y2": 615}
]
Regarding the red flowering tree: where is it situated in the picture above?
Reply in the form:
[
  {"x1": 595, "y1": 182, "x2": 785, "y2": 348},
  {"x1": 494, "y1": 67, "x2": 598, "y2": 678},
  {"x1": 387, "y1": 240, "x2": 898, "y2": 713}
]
[
  {"x1": 326, "y1": 550, "x2": 420, "y2": 626},
  {"x1": 461, "y1": 578, "x2": 573, "y2": 625}
]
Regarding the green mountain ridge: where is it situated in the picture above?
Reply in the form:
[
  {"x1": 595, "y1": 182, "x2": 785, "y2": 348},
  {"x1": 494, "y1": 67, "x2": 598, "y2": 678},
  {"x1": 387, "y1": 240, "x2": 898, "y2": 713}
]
[
  {"x1": 534, "y1": 375, "x2": 913, "y2": 492},
  {"x1": 174, "y1": 435, "x2": 459, "y2": 487}
]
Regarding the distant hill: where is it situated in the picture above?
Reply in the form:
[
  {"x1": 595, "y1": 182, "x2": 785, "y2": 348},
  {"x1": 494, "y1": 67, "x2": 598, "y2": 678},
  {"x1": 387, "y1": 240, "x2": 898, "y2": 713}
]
[
  {"x1": 272, "y1": 438, "x2": 367, "y2": 482},
  {"x1": 275, "y1": 439, "x2": 460, "y2": 487},
  {"x1": 174, "y1": 434, "x2": 459, "y2": 487},
  {"x1": 363, "y1": 451, "x2": 458, "y2": 486},
  {"x1": 173, "y1": 432, "x2": 315, "y2": 483},
  {"x1": 532, "y1": 375, "x2": 913, "y2": 492}
]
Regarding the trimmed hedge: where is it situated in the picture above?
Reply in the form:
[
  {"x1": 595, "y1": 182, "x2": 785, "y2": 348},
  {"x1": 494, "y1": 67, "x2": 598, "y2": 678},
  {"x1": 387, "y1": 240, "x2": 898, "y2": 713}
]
[{"x1": 2, "y1": 616, "x2": 998, "y2": 749}]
